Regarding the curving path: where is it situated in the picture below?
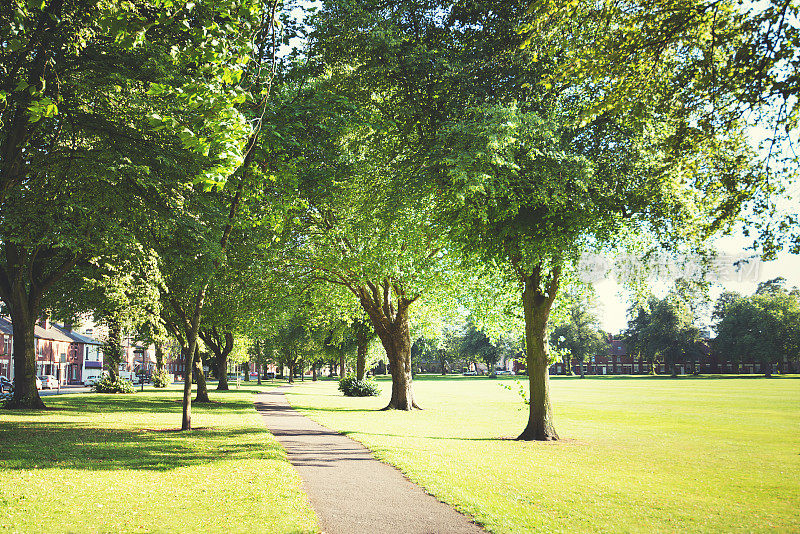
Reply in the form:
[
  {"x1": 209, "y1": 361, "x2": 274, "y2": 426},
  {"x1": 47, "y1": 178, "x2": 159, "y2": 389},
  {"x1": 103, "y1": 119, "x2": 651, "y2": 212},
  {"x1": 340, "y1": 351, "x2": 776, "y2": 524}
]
[{"x1": 254, "y1": 387, "x2": 485, "y2": 534}]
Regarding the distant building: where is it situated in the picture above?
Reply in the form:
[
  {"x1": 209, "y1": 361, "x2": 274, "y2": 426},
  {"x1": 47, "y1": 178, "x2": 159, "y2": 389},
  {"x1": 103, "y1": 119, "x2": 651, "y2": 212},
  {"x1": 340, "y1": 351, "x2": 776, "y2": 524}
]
[{"x1": 0, "y1": 316, "x2": 102, "y2": 385}]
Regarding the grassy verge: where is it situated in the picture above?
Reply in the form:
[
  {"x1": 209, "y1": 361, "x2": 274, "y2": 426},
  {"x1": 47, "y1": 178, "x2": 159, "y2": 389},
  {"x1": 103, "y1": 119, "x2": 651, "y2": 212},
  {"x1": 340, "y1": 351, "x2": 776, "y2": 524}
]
[
  {"x1": 287, "y1": 374, "x2": 800, "y2": 533},
  {"x1": 0, "y1": 384, "x2": 317, "y2": 534}
]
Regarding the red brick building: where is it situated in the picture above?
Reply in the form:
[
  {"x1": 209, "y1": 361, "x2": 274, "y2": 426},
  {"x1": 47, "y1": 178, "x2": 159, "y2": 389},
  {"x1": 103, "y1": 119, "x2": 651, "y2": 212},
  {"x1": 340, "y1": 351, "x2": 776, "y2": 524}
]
[{"x1": 0, "y1": 317, "x2": 104, "y2": 385}]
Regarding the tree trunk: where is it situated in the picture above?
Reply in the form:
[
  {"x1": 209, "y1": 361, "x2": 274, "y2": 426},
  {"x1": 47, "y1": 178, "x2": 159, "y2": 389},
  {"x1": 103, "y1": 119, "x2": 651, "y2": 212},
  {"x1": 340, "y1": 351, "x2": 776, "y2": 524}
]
[
  {"x1": 288, "y1": 361, "x2": 294, "y2": 384},
  {"x1": 155, "y1": 344, "x2": 164, "y2": 372},
  {"x1": 217, "y1": 354, "x2": 229, "y2": 390},
  {"x1": 339, "y1": 354, "x2": 346, "y2": 379},
  {"x1": 671, "y1": 362, "x2": 678, "y2": 378},
  {"x1": 312, "y1": 364, "x2": 317, "y2": 381},
  {"x1": 300, "y1": 360, "x2": 305, "y2": 381},
  {"x1": 356, "y1": 340, "x2": 367, "y2": 381},
  {"x1": 7, "y1": 299, "x2": 44, "y2": 409},
  {"x1": 257, "y1": 363, "x2": 263, "y2": 385},
  {"x1": 377, "y1": 311, "x2": 416, "y2": 410},
  {"x1": 579, "y1": 362, "x2": 585, "y2": 378},
  {"x1": 518, "y1": 268, "x2": 559, "y2": 441},
  {"x1": 182, "y1": 337, "x2": 195, "y2": 430},
  {"x1": 104, "y1": 318, "x2": 123, "y2": 382},
  {"x1": 194, "y1": 347, "x2": 210, "y2": 402}
]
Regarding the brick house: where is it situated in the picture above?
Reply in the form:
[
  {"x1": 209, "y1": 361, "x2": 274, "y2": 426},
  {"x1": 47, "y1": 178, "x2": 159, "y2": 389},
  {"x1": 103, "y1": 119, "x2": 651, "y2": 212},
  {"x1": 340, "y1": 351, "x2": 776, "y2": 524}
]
[
  {"x1": 53, "y1": 324, "x2": 104, "y2": 384},
  {"x1": 0, "y1": 317, "x2": 104, "y2": 385}
]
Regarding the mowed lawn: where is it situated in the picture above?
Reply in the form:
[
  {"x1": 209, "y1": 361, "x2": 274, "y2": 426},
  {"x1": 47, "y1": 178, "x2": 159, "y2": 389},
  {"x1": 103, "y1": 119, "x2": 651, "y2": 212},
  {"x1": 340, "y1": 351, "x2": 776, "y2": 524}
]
[
  {"x1": 0, "y1": 385, "x2": 317, "y2": 534},
  {"x1": 287, "y1": 375, "x2": 800, "y2": 534}
]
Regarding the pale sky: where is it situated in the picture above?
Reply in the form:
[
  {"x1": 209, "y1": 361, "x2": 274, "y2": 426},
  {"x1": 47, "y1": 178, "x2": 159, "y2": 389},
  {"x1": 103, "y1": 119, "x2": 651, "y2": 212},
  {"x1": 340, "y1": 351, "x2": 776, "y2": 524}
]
[{"x1": 593, "y1": 243, "x2": 800, "y2": 333}]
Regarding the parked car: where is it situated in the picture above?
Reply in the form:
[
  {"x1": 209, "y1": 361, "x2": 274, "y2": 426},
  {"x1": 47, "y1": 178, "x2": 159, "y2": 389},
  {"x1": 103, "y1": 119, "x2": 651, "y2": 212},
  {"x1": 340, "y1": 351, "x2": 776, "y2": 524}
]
[
  {"x1": 462, "y1": 370, "x2": 477, "y2": 376},
  {"x1": 36, "y1": 376, "x2": 42, "y2": 390},
  {"x1": 495, "y1": 370, "x2": 513, "y2": 375},
  {"x1": 265, "y1": 372, "x2": 275, "y2": 379},
  {"x1": 39, "y1": 375, "x2": 58, "y2": 389},
  {"x1": 84, "y1": 375, "x2": 103, "y2": 387},
  {"x1": 0, "y1": 376, "x2": 13, "y2": 393}
]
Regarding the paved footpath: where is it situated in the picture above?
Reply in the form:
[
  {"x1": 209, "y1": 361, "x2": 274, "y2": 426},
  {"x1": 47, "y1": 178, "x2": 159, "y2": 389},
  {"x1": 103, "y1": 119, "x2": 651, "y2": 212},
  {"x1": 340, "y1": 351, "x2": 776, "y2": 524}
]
[{"x1": 254, "y1": 387, "x2": 485, "y2": 534}]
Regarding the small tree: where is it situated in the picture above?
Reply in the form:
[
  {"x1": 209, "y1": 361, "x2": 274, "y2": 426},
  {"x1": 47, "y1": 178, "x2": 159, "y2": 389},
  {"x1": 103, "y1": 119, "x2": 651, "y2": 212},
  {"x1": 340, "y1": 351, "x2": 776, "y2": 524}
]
[{"x1": 550, "y1": 304, "x2": 606, "y2": 377}]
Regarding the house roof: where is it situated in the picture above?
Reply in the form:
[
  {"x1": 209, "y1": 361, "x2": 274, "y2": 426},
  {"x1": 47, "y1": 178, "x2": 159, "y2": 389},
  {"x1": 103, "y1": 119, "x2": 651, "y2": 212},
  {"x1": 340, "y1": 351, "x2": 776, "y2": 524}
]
[
  {"x1": 0, "y1": 316, "x2": 81, "y2": 343},
  {"x1": 52, "y1": 323, "x2": 103, "y2": 346}
]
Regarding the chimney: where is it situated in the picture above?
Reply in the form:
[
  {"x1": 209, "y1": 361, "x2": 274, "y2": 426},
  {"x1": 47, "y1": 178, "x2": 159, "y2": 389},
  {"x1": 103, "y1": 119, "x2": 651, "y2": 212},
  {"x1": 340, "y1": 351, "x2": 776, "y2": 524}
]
[{"x1": 40, "y1": 311, "x2": 51, "y2": 330}]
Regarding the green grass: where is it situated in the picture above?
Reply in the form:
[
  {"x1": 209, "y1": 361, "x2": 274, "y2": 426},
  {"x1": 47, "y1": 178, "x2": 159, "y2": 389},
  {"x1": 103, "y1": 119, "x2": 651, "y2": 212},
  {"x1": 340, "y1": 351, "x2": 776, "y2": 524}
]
[
  {"x1": 0, "y1": 384, "x2": 317, "y2": 534},
  {"x1": 287, "y1": 374, "x2": 800, "y2": 534}
]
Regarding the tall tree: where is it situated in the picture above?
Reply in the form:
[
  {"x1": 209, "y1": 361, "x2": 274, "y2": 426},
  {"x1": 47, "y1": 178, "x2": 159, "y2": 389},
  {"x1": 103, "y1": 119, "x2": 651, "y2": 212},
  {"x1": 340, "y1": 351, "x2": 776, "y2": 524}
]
[{"x1": 0, "y1": 0, "x2": 271, "y2": 409}]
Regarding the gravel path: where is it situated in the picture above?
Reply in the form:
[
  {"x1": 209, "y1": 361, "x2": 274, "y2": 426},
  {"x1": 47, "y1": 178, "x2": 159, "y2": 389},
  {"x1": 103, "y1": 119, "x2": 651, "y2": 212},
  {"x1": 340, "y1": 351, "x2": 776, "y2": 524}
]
[{"x1": 254, "y1": 387, "x2": 485, "y2": 534}]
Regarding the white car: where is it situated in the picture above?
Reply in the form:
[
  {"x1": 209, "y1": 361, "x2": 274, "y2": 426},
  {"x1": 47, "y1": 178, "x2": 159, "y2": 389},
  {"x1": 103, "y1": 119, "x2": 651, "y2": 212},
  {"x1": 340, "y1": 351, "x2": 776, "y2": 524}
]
[
  {"x1": 84, "y1": 375, "x2": 103, "y2": 387},
  {"x1": 39, "y1": 375, "x2": 58, "y2": 389},
  {"x1": 495, "y1": 370, "x2": 513, "y2": 375},
  {"x1": 35, "y1": 376, "x2": 42, "y2": 390}
]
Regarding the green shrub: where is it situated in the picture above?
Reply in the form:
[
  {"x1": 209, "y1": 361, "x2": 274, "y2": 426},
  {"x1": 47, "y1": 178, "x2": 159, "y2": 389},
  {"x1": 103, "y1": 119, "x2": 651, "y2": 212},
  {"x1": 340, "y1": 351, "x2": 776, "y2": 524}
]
[
  {"x1": 338, "y1": 374, "x2": 380, "y2": 397},
  {"x1": 93, "y1": 376, "x2": 134, "y2": 394},
  {"x1": 0, "y1": 391, "x2": 11, "y2": 408},
  {"x1": 151, "y1": 368, "x2": 170, "y2": 388}
]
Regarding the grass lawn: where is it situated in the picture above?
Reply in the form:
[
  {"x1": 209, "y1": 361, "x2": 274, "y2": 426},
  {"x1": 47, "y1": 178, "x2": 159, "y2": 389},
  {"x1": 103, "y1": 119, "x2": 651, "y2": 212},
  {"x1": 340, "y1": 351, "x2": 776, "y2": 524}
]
[
  {"x1": 287, "y1": 374, "x2": 800, "y2": 534},
  {"x1": 0, "y1": 384, "x2": 317, "y2": 534}
]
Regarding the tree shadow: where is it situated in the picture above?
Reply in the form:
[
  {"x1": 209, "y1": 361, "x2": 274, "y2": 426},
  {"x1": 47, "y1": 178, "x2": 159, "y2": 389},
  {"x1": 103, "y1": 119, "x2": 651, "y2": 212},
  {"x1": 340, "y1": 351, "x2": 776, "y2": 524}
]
[{"x1": 0, "y1": 421, "x2": 285, "y2": 471}]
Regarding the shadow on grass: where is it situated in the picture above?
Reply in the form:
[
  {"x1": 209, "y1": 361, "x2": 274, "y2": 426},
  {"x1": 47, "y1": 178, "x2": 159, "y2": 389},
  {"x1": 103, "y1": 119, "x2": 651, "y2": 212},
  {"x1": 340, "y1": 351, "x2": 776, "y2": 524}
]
[
  {"x1": 0, "y1": 392, "x2": 289, "y2": 472},
  {"x1": 0, "y1": 421, "x2": 283, "y2": 471}
]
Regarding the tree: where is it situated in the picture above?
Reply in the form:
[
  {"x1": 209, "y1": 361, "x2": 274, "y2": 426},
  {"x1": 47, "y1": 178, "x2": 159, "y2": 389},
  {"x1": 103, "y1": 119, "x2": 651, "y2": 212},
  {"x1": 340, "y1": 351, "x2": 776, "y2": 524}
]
[
  {"x1": 714, "y1": 287, "x2": 800, "y2": 376},
  {"x1": 432, "y1": 0, "x2": 759, "y2": 440},
  {"x1": 0, "y1": 0, "x2": 273, "y2": 410},
  {"x1": 626, "y1": 295, "x2": 702, "y2": 377},
  {"x1": 522, "y1": 0, "x2": 799, "y2": 255},
  {"x1": 269, "y1": 88, "x2": 450, "y2": 409},
  {"x1": 550, "y1": 304, "x2": 606, "y2": 377},
  {"x1": 460, "y1": 321, "x2": 501, "y2": 376}
]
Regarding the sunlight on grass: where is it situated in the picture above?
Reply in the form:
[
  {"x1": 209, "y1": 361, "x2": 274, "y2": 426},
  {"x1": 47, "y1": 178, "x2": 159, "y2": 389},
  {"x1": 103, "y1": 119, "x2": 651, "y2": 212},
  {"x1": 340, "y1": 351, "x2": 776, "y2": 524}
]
[
  {"x1": 0, "y1": 385, "x2": 317, "y2": 534},
  {"x1": 287, "y1": 375, "x2": 800, "y2": 534}
]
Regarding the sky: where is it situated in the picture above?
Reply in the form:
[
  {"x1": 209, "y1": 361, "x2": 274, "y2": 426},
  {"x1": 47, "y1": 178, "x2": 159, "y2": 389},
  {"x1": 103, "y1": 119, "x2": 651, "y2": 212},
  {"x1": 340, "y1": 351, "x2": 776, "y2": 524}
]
[{"x1": 592, "y1": 240, "x2": 800, "y2": 333}]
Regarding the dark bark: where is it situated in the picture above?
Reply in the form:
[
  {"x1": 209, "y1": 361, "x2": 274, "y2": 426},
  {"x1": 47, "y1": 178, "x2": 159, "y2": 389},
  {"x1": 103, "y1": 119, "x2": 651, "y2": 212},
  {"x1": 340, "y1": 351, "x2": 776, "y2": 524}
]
[
  {"x1": 155, "y1": 344, "x2": 164, "y2": 372},
  {"x1": 356, "y1": 339, "x2": 367, "y2": 381},
  {"x1": 517, "y1": 265, "x2": 560, "y2": 441},
  {"x1": 339, "y1": 354, "x2": 346, "y2": 378},
  {"x1": 199, "y1": 327, "x2": 232, "y2": 391},
  {"x1": 257, "y1": 363, "x2": 263, "y2": 385},
  {"x1": 312, "y1": 364, "x2": 317, "y2": 381},
  {"x1": 7, "y1": 298, "x2": 44, "y2": 409},
  {"x1": 104, "y1": 319, "x2": 123, "y2": 382},
  {"x1": 194, "y1": 346, "x2": 210, "y2": 403}
]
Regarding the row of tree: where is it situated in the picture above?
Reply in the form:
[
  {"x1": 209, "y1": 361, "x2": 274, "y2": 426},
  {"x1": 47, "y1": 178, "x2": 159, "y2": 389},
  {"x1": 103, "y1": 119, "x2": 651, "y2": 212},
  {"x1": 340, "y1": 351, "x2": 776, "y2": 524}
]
[{"x1": 1, "y1": 0, "x2": 797, "y2": 442}]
